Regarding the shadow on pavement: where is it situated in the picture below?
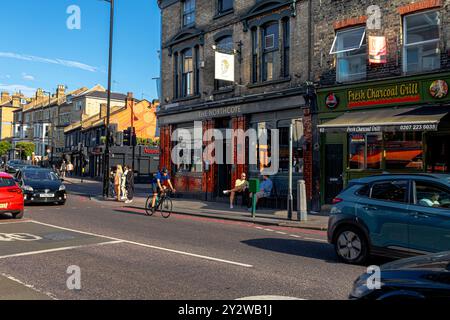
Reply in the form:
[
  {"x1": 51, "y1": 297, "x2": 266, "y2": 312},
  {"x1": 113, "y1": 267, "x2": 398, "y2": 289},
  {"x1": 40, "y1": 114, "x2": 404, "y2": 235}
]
[{"x1": 242, "y1": 238, "x2": 337, "y2": 262}]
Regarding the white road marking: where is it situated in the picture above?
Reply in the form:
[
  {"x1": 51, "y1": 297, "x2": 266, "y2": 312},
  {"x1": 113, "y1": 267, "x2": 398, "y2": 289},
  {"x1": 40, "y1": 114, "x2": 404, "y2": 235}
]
[
  {"x1": 276, "y1": 231, "x2": 287, "y2": 235},
  {"x1": 0, "y1": 240, "x2": 124, "y2": 259},
  {"x1": 0, "y1": 220, "x2": 31, "y2": 225},
  {"x1": 290, "y1": 235, "x2": 301, "y2": 238},
  {"x1": 1, "y1": 272, "x2": 57, "y2": 300},
  {"x1": 29, "y1": 221, "x2": 253, "y2": 268},
  {"x1": 264, "y1": 229, "x2": 274, "y2": 232},
  {"x1": 303, "y1": 237, "x2": 327, "y2": 243}
]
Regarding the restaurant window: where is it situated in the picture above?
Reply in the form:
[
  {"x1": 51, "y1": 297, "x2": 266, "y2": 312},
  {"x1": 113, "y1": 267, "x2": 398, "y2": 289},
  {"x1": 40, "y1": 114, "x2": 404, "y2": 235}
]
[
  {"x1": 172, "y1": 125, "x2": 202, "y2": 173},
  {"x1": 403, "y1": 11, "x2": 440, "y2": 74},
  {"x1": 330, "y1": 26, "x2": 367, "y2": 82},
  {"x1": 384, "y1": 131, "x2": 423, "y2": 170},
  {"x1": 218, "y1": 0, "x2": 233, "y2": 14},
  {"x1": 215, "y1": 36, "x2": 234, "y2": 91},
  {"x1": 348, "y1": 133, "x2": 382, "y2": 170},
  {"x1": 183, "y1": 0, "x2": 196, "y2": 27},
  {"x1": 262, "y1": 22, "x2": 280, "y2": 82},
  {"x1": 181, "y1": 49, "x2": 194, "y2": 97}
]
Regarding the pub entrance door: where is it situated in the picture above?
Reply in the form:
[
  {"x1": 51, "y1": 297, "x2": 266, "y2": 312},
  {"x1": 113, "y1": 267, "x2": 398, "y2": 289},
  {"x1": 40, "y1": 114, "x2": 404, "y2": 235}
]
[{"x1": 215, "y1": 118, "x2": 232, "y2": 198}]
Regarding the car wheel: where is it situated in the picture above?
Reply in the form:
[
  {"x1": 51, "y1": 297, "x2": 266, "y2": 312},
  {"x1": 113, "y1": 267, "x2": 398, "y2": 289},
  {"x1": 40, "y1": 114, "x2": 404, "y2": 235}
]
[
  {"x1": 12, "y1": 210, "x2": 24, "y2": 219},
  {"x1": 334, "y1": 226, "x2": 369, "y2": 265}
]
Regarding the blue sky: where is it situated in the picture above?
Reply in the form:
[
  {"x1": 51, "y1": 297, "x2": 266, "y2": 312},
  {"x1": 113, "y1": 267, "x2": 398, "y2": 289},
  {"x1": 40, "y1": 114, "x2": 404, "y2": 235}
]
[{"x1": 0, "y1": 0, "x2": 160, "y2": 100}]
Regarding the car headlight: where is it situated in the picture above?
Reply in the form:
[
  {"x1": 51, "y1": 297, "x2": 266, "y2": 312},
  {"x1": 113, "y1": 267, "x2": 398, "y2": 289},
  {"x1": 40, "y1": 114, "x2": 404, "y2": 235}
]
[
  {"x1": 59, "y1": 184, "x2": 66, "y2": 191},
  {"x1": 23, "y1": 185, "x2": 33, "y2": 192}
]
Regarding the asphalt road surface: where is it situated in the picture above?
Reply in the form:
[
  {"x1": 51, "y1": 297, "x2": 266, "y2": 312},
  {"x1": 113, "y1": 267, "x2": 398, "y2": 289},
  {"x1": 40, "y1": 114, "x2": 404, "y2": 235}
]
[{"x1": 0, "y1": 182, "x2": 368, "y2": 300}]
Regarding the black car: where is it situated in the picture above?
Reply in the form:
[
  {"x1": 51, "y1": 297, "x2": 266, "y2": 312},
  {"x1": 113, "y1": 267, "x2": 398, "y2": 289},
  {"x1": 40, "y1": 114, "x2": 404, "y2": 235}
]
[
  {"x1": 350, "y1": 251, "x2": 450, "y2": 300},
  {"x1": 5, "y1": 160, "x2": 25, "y2": 174},
  {"x1": 15, "y1": 168, "x2": 66, "y2": 205}
]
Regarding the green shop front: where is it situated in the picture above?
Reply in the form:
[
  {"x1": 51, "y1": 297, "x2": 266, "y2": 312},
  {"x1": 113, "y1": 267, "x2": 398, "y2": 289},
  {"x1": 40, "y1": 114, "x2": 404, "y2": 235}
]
[{"x1": 317, "y1": 72, "x2": 450, "y2": 205}]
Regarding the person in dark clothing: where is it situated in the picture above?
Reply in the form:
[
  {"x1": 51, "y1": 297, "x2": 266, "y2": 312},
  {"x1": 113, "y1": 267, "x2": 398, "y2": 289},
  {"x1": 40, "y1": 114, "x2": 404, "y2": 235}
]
[{"x1": 124, "y1": 165, "x2": 134, "y2": 204}]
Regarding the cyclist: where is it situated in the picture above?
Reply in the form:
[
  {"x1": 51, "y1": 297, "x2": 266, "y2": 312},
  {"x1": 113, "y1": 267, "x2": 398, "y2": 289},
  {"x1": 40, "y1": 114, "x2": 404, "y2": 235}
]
[{"x1": 148, "y1": 167, "x2": 175, "y2": 214}]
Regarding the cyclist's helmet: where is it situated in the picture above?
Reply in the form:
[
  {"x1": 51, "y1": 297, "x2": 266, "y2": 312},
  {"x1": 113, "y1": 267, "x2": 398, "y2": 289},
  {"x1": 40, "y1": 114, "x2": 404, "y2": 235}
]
[{"x1": 161, "y1": 167, "x2": 169, "y2": 174}]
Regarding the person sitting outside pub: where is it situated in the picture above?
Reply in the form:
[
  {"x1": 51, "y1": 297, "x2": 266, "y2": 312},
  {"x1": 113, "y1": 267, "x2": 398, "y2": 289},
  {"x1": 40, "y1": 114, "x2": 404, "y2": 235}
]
[
  {"x1": 223, "y1": 173, "x2": 249, "y2": 209},
  {"x1": 248, "y1": 175, "x2": 273, "y2": 211}
]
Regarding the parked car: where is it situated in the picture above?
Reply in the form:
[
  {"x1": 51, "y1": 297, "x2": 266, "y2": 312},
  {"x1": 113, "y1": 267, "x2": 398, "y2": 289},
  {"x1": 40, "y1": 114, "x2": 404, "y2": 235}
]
[
  {"x1": 5, "y1": 160, "x2": 24, "y2": 174},
  {"x1": 328, "y1": 174, "x2": 450, "y2": 264},
  {"x1": 350, "y1": 251, "x2": 450, "y2": 300},
  {"x1": 0, "y1": 172, "x2": 24, "y2": 219},
  {"x1": 15, "y1": 168, "x2": 66, "y2": 205}
]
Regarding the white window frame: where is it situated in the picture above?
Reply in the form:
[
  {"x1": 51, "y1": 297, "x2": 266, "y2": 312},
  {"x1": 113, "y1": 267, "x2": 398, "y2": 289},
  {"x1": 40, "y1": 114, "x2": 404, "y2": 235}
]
[
  {"x1": 403, "y1": 10, "x2": 440, "y2": 73},
  {"x1": 330, "y1": 27, "x2": 366, "y2": 55}
]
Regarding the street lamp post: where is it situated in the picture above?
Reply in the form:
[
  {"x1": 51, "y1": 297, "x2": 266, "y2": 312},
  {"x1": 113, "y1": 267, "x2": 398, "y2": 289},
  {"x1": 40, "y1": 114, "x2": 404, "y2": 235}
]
[{"x1": 102, "y1": 0, "x2": 114, "y2": 198}]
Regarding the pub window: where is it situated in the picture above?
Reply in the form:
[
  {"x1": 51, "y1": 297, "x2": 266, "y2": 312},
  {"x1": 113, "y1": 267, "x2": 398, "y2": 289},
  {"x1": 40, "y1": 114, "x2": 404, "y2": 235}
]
[
  {"x1": 172, "y1": 125, "x2": 203, "y2": 173},
  {"x1": 194, "y1": 46, "x2": 200, "y2": 95},
  {"x1": 403, "y1": 10, "x2": 440, "y2": 74},
  {"x1": 215, "y1": 35, "x2": 234, "y2": 91},
  {"x1": 181, "y1": 48, "x2": 194, "y2": 97},
  {"x1": 384, "y1": 131, "x2": 423, "y2": 170},
  {"x1": 330, "y1": 26, "x2": 367, "y2": 83},
  {"x1": 251, "y1": 27, "x2": 259, "y2": 83},
  {"x1": 218, "y1": 0, "x2": 233, "y2": 14},
  {"x1": 262, "y1": 22, "x2": 280, "y2": 82},
  {"x1": 183, "y1": 0, "x2": 196, "y2": 27}
]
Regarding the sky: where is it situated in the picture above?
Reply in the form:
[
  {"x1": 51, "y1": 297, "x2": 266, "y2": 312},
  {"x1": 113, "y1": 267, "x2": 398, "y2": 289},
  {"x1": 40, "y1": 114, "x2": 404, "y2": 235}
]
[{"x1": 0, "y1": 0, "x2": 161, "y2": 101}]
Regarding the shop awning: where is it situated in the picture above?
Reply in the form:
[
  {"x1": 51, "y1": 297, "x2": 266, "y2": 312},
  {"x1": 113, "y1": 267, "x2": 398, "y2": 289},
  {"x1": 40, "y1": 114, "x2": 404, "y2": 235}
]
[{"x1": 318, "y1": 106, "x2": 450, "y2": 133}]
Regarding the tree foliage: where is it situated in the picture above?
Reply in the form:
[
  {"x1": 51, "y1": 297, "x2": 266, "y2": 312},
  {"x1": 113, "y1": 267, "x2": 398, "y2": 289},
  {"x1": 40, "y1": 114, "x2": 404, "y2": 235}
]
[
  {"x1": 15, "y1": 142, "x2": 35, "y2": 158},
  {"x1": 0, "y1": 141, "x2": 11, "y2": 156}
]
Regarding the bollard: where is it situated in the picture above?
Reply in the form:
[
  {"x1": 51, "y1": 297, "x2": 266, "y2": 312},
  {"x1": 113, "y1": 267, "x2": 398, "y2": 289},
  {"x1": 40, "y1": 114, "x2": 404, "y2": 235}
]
[{"x1": 297, "y1": 179, "x2": 308, "y2": 221}]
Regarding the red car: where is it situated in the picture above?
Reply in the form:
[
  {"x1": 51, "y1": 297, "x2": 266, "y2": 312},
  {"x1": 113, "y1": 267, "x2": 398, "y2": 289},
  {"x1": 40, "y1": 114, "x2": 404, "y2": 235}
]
[{"x1": 0, "y1": 172, "x2": 24, "y2": 219}]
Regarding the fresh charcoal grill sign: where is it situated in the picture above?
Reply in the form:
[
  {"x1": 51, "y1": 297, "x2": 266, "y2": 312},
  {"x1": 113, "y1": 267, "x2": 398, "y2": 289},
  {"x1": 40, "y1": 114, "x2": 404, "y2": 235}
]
[{"x1": 347, "y1": 82, "x2": 420, "y2": 108}]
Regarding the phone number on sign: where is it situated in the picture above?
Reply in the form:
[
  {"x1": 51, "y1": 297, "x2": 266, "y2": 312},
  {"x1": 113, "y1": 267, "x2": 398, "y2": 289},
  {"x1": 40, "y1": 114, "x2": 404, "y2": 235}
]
[{"x1": 399, "y1": 124, "x2": 437, "y2": 131}]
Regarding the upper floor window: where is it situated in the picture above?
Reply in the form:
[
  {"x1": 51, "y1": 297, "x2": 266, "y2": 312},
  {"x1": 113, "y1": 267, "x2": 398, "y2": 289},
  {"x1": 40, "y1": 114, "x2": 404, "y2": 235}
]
[
  {"x1": 183, "y1": 0, "x2": 196, "y2": 27},
  {"x1": 182, "y1": 49, "x2": 194, "y2": 97},
  {"x1": 331, "y1": 26, "x2": 367, "y2": 83},
  {"x1": 218, "y1": 0, "x2": 233, "y2": 14},
  {"x1": 403, "y1": 10, "x2": 440, "y2": 74},
  {"x1": 262, "y1": 22, "x2": 280, "y2": 82}
]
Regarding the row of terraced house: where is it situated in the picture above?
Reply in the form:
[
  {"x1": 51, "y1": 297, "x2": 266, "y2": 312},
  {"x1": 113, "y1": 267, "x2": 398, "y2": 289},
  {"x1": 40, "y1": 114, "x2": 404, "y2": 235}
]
[
  {"x1": 2, "y1": 85, "x2": 160, "y2": 179},
  {"x1": 157, "y1": 0, "x2": 450, "y2": 211}
]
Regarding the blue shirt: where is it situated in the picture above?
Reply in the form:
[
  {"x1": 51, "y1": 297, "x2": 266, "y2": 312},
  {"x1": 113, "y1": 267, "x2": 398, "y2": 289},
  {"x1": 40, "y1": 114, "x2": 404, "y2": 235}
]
[
  {"x1": 260, "y1": 179, "x2": 273, "y2": 195},
  {"x1": 152, "y1": 171, "x2": 170, "y2": 184}
]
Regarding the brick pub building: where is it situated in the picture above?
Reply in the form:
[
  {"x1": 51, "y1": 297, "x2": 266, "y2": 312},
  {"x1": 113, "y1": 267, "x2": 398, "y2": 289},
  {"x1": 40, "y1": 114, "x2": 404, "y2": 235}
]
[
  {"x1": 157, "y1": 0, "x2": 318, "y2": 209},
  {"x1": 312, "y1": 0, "x2": 450, "y2": 205}
]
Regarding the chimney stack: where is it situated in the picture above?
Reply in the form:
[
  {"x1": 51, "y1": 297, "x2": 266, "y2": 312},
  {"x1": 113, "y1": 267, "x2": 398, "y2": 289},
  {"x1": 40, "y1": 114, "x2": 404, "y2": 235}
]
[
  {"x1": 36, "y1": 88, "x2": 44, "y2": 98},
  {"x1": 56, "y1": 84, "x2": 65, "y2": 99},
  {"x1": 1, "y1": 91, "x2": 10, "y2": 103},
  {"x1": 126, "y1": 92, "x2": 135, "y2": 109},
  {"x1": 11, "y1": 94, "x2": 21, "y2": 108}
]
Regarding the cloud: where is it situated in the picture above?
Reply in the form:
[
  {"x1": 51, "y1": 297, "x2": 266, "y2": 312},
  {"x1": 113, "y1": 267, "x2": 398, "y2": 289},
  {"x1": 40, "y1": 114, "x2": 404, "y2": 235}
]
[
  {"x1": 22, "y1": 73, "x2": 35, "y2": 81},
  {"x1": 0, "y1": 83, "x2": 36, "y2": 96},
  {"x1": 0, "y1": 52, "x2": 99, "y2": 73}
]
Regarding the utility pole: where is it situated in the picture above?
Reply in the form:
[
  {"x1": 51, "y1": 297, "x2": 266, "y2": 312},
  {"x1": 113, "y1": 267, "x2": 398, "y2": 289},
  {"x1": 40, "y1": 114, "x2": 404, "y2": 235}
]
[
  {"x1": 102, "y1": 0, "x2": 114, "y2": 198},
  {"x1": 287, "y1": 122, "x2": 294, "y2": 220}
]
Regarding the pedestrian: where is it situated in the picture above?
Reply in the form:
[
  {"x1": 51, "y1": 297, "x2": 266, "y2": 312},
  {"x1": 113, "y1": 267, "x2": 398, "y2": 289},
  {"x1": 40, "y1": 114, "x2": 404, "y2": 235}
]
[
  {"x1": 67, "y1": 161, "x2": 74, "y2": 177},
  {"x1": 223, "y1": 172, "x2": 249, "y2": 209},
  {"x1": 114, "y1": 165, "x2": 123, "y2": 202},
  {"x1": 124, "y1": 165, "x2": 134, "y2": 204},
  {"x1": 121, "y1": 165, "x2": 128, "y2": 201},
  {"x1": 61, "y1": 160, "x2": 67, "y2": 179}
]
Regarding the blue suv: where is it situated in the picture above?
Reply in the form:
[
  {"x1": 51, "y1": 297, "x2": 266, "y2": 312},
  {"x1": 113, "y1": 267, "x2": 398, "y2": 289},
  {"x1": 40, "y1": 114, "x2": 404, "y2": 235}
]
[{"x1": 328, "y1": 174, "x2": 450, "y2": 264}]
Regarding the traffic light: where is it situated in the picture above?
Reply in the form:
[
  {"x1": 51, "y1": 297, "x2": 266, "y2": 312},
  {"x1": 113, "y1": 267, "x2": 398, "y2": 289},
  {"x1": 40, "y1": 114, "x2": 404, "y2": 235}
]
[
  {"x1": 123, "y1": 127, "x2": 131, "y2": 146},
  {"x1": 131, "y1": 127, "x2": 137, "y2": 147}
]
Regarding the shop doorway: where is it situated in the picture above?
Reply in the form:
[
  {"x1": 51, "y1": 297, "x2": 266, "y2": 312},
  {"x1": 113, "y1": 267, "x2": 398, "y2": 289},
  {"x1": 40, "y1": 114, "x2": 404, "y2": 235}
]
[
  {"x1": 215, "y1": 118, "x2": 232, "y2": 198},
  {"x1": 427, "y1": 134, "x2": 450, "y2": 173},
  {"x1": 325, "y1": 144, "x2": 344, "y2": 204}
]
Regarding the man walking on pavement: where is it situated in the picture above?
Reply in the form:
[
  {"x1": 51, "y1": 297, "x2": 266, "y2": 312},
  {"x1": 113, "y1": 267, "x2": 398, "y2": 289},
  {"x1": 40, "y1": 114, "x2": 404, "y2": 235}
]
[{"x1": 124, "y1": 165, "x2": 134, "y2": 204}]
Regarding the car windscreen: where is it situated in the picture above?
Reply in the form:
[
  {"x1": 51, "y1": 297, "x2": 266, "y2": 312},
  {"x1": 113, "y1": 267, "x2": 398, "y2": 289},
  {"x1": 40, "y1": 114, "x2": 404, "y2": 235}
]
[
  {"x1": 0, "y1": 177, "x2": 17, "y2": 187},
  {"x1": 23, "y1": 171, "x2": 59, "y2": 181}
]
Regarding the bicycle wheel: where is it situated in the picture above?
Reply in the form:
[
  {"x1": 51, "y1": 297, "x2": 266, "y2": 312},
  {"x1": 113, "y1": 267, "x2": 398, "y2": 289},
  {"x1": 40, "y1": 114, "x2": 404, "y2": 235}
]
[
  {"x1": 145, "y1": 196, "x2": 155, "y2": 216},
  {"x1": 159, "y1": 197, "x2": 173, "y2": 219}
]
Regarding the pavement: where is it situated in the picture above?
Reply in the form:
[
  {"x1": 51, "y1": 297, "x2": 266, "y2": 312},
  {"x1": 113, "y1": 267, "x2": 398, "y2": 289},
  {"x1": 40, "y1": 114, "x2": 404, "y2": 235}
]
[{"x1": 63, "y1": 176, "x2": 329, "y2": 231}]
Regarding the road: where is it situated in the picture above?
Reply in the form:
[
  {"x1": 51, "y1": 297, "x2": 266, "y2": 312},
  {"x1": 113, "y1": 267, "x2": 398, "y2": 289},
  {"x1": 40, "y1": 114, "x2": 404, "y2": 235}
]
[{"x1": 0, "y1": 181, "x2": 367, "y2": 300}]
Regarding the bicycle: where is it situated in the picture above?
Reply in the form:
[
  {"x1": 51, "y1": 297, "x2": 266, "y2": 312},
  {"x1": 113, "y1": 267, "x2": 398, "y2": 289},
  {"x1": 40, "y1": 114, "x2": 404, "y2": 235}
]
[{"x1": 145, "y1": 189, "x2": 173, "y2": 218}]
